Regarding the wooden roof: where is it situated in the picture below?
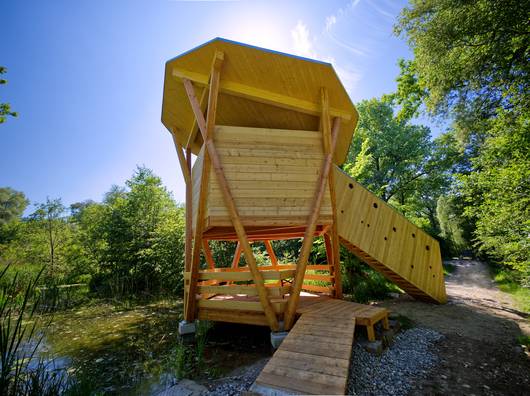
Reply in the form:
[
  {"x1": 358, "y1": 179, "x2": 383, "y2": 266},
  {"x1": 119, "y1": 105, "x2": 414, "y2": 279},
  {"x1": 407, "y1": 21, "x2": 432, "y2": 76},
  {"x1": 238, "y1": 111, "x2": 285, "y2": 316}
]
[{"x1": 162, "y1": 37, "x2": 359, "y2": 165}]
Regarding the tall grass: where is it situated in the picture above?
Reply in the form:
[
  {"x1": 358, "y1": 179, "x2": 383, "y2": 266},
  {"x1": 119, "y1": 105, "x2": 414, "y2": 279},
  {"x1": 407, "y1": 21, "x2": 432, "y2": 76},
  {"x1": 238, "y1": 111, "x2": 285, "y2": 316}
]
[{"x1": 0, "y1": 265, "x2": 77, "y2": 395}]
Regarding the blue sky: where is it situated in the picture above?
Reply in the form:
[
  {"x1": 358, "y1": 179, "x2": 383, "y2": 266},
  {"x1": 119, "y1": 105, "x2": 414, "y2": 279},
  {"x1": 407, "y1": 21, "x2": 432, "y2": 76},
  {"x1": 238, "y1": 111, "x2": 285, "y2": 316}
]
[{"x1": 1, "y1": 0, "x2": 433, "y2": 210}]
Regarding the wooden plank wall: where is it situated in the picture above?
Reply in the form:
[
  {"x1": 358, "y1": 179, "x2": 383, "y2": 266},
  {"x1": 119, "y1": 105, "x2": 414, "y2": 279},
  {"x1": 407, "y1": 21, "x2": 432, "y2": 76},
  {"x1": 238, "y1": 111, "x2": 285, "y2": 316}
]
[
  {"x1": 334, "y1": 167, "x2": 447, "y2": 303},
  {"x1": 192, "y1": 125, "x2": 332, "y2": 231}
]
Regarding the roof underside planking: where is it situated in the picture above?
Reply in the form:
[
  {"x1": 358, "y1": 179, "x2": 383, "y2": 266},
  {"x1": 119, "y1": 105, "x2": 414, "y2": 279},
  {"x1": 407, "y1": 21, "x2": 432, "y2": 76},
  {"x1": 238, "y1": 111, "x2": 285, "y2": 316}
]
[{"x1": 162, "y1": 37, "x2": 359, "y2": 165}]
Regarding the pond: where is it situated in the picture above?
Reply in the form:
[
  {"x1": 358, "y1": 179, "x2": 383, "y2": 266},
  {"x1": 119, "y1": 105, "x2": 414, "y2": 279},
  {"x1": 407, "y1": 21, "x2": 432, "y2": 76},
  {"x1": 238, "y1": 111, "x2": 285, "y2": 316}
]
[{"x1": 38, "y1": 300, "x2": 272, "y2": 395}]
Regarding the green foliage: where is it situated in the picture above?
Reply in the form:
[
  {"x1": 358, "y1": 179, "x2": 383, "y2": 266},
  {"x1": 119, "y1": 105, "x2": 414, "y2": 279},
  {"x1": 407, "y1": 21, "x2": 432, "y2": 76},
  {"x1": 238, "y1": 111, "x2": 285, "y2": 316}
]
[
  {"x1": 341, "y1": 248, "x2": 399, "y2": 303},
  {"x1": 344, "y1": 98, "x2": 465, "y2": 252},
  {"x1": 0, "y1": 187, "x2": 28, "y2": 226},
  {"x1": 395, "y1": 0, "x2": 530, "y2": 128},
  {"x1": 29, "y1": 198, "x2": 70, "y2": 281},
  {"x1": 0, "y1": 166, "x2": 186, "y2": 302},
  {"x1": 345, "y1": 98, "x2": 432, "y2": 204},
  {"x1": 384, "y1": 58, "x2": 426, "y2": 121},
  {"x1": 491, "y1": 267, "x2": 530, "y2": 313},
  {"x1": 394, "y1": 0, "x2": 529, "y2": 282},
  {"x1": 0, "y1": 67, "x2": 18, "y2": 124},
  {"x1": 167, "y1": 321, "x2": 211, "y2": 380},
  {"x1": 437, "y1": 194, "x2": 472, "y2": 257},
  {"x1": 87, "y1": 166, "x2": 185, "y2": 297},
  {"x1": 460, "y1": 107, "x2": 530, "y2": 277},
  {"x1": 0, "y1": 265, "x2": 64, "y2": 395}
]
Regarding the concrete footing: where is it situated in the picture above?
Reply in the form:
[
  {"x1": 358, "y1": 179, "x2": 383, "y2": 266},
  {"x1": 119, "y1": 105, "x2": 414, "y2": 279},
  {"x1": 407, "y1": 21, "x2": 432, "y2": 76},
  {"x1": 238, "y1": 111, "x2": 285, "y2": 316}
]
[
  {"x1": 359, "y1": 339, "x2": 383, "y2": 356},
  {"x1": 178, "y1": 320, "x2": 196, "y2": 336},
  {"x1": 178, "y1": 320, "x2": 196, "y2": 344},
  {"x1": 270, "y1": 331, "x2": 289, "y2": 349}
]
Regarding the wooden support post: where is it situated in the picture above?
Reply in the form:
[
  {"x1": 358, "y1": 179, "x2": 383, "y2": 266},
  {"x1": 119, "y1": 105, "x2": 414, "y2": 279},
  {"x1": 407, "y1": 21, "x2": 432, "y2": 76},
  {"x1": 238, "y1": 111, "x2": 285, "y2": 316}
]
[
  {"x1": 264, "y1": 240, "x2": 278, "y2": 268},
  {"x1": 284, "y1": 88, "x2": 341, "y2": 331},
  {"x1": 325, "y1": 123, "x2": 342, "y2": 298},
  {"x1": 183, "y1": 54, "x2": 220, "y2": 321},
  {"x1": 170, "y1": 132, "x2": 195, "y2": 320},
  {"x1": 182, "y1": 52, "x2": 280, "y2": 331},
  {"x1": 324, "y1": 233, "x2": 334, "y2": 272},
  {"x1": 232, "y1": 242, "x2": 242, "y2": 268},
  {"x1": 202, "y1": 239, "x2": 215, "y2": 269}
]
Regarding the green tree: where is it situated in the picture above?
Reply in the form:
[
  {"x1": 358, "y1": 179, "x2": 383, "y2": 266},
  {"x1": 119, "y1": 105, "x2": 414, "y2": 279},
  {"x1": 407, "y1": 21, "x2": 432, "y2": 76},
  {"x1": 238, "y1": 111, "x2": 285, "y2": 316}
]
[
  {"x1": 0, "y1": 67, "x2": 17, "y2": 124},
  {"x1": 345, "y1": 98, "x2": 432, "y2": 204},
  {"x1": 461, "y1": 107, "x2": 530, "y2": 279},
  {"x1": 395, "y1": 0, "x2": 529, "y2": 131},
  {"x1": 0, "y1": 188, "x2": 28, "y2": 225},
  {"x1": 395, "y1": 0, "x2": 530, "y2": 278},
  {"x1": 92, "y1": 167, "x2": 185, "y2": 295},
  {"x1": 29, "y1": 198, "x2": 69, "y2": 279}
]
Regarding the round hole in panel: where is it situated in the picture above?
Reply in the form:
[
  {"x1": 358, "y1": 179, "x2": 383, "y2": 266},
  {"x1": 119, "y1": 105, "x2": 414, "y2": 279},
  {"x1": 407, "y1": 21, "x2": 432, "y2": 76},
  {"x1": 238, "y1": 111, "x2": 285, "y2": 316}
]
[
  {"x1": 410, "y1": 265, "x2": 414, "y2": 269},
  {"x1": 384, "y1": 237, "x2": 387, "y2": 241},
  {"x1": 367, "y1": 224, "x2": 370, "y2": 228},
  {"x1": 373, "y1": 203, "x2": 378, "y2": 208},
  {"x1": 392, "y1": 227, "x2": 397, "y2": 232},
  {"x1": 426, "y1": 245, "x2": 430, "y2": 251},
  {"x1": 348, "y1": 183, "x2": 354, "y2": 189},
  {"x1": 412, "y1": 233, "x2": 416, "y2": 238}
]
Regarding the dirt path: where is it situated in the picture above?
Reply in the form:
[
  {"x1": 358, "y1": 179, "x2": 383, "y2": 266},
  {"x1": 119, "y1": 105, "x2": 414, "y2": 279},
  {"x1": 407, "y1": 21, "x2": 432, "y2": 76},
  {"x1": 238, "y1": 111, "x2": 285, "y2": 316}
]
[{"x1": 379, "y1": 259, "x2": 530, "y2": 395}]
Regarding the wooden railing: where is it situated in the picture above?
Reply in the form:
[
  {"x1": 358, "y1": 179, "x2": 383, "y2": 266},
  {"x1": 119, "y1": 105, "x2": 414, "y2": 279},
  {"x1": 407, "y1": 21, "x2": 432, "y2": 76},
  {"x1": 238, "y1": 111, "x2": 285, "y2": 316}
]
[{"x1": 184, "y1": 263, "x2": 335, "y2": 314}]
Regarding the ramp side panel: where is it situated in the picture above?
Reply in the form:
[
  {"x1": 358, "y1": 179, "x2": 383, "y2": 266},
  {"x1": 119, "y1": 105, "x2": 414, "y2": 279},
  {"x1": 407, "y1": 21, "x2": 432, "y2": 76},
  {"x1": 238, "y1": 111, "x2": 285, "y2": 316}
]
[{"x1": 334, "y1": 167, "x2": 446, "y2": 303}]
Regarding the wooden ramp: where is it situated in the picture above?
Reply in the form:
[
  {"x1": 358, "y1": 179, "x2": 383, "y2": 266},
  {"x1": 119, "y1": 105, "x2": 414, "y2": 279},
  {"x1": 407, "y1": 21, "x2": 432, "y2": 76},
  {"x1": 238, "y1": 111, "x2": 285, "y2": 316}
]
[
  {"x1": 334, "y1": 166, "x2": 447, "y2": 304},
  {"x1": 253, "y1": 299, "x2": 389, "y2": 395}
]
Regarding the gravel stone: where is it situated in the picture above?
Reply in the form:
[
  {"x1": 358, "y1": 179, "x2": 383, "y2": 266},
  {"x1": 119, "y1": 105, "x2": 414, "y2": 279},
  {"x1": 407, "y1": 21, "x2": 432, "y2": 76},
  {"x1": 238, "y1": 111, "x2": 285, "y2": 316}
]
[
  {"x1": 348, "y1": 327, "x2": 443, "y2": 396},
  {"x1": 202, "y1": 358, "x2": 268, "y2": 396}
]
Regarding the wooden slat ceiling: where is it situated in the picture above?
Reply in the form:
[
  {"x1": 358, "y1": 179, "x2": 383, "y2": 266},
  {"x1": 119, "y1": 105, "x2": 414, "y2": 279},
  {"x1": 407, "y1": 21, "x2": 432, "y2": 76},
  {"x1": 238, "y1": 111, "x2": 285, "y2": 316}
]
[{"x1": 162, "y1": 37, "x2": 359, "y2": 165}]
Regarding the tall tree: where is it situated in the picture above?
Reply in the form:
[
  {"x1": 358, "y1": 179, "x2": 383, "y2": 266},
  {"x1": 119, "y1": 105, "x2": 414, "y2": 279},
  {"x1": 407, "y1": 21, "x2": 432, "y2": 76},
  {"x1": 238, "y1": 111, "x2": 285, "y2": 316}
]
[
  {"x1": 345, "y1": 98, "x2": 432, "y2": 203},
  {"x1": 395, "y1": 0, "x2": 529, "y2": 132},
  {"x1": 29, "y1": 198, "x2": 68, "y2": 278},
  {"x1": 395, "y1": 0, "x2": 530, "y2": 276},
  {"x1": 0, "y1": 67, "x2": 17, "y2": 124},
  {"x1": 0, "y1": 188, "x2": 28, "y2": 225}
]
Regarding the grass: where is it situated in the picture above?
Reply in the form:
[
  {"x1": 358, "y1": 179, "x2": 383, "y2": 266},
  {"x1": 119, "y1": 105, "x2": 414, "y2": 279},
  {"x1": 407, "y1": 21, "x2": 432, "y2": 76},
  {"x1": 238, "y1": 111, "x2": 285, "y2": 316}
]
[
  {"x1": 517, "y1": 335, "x2": 530, "y2": 349},
  {"x1": 492, "y1": 269, "x2": 530, "y2": 313},
  {"x1": 443, "y1": 262, "x2": 457, "y2": 276},
  {"x1": 394, "y1": 314, "x2": 414, "y2": 330}
]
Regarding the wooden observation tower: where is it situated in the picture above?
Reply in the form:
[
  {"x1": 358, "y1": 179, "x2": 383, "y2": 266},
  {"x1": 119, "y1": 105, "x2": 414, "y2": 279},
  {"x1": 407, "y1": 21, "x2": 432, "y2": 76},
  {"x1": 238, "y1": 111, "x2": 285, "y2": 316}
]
[{"x1": 162, "y1": 38, "x2": 446, "y2": 335}]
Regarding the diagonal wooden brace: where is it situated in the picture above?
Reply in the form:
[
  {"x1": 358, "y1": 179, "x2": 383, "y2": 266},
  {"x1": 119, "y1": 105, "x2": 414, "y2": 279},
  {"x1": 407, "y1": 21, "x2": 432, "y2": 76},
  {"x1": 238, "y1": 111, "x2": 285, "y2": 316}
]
[
  {"x1": 181, "y1": 52, "x2": 280, "y2": 331},
  {"x1": 284, "y1": 88, "x2": 341, "y2": 330}
]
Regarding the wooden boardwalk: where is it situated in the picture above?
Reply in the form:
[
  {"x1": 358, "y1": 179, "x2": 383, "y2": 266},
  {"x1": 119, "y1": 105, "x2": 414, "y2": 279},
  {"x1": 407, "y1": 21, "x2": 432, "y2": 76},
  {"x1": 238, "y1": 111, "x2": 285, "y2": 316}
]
[{"x1": 253, "y1": 299, "x2": 389, "y2": 395}]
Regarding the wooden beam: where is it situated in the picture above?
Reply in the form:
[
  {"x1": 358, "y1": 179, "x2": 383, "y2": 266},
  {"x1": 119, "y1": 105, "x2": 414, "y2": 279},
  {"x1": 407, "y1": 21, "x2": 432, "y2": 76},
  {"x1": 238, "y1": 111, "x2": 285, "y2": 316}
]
[
  {"x1": 324, "y1": 233, "x2": 334, "y2": 270},
  {"x1": 186, "y1": 86, "x2": 208, "y2": 149},
  {"x1": 173, "y1": 67, "x2": 352, "y2": 121},
  {"x1": 202, "y1": 240, "x2": 215, "y2": 269},
  {"x1": 185, "y1": 146, "x2": 192, "y2": 270},
  {"x1": 231, "y1": 241, "x2": 242, "y2": 268},
  {"x1": 181, "y1": 51, "x2": 280, "y2": 331},
  {"x1": 284, "y1": 89, "x2": 340, "y2": 330},
  {"x1": 325, "y1": 108, "x2": 342, "y2": 298},
  {"x1": 171, "y1": 134, "x2": 191, "y2": 185},
  {"x1": 183, "y1": 58, "x2": 218, "y2": 322},
  {"x1": 264, "y1": 240, "x2": 278, "y2": 268}
]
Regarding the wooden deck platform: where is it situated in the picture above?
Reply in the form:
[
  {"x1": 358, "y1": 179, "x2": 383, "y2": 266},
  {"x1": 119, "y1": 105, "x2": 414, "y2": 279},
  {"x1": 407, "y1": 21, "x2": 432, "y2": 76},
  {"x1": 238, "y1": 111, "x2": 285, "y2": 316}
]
[
  {"x1": 200, "y1": 292, "x2": 389, "y2": 341},
  {"x1": 252, "y1": 298, "x2": 389, "y2": 395}
]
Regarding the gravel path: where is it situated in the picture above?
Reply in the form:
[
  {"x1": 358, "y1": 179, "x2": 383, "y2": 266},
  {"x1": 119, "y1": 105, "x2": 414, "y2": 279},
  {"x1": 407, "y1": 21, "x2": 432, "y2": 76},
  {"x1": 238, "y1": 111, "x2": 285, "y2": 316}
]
[{"x1": 348, "y1": 328, "x2": 443, "y2": 396}]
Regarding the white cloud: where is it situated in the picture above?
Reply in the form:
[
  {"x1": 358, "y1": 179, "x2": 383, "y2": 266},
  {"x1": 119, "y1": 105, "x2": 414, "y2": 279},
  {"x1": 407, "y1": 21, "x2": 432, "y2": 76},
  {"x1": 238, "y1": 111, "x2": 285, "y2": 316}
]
[
  {"x1": 291, "y1": 20, "x2": 317, "y2": 58},
  {"x1": 289, "y1": 20, "x2": 361, "y2": 95},
  {"x1": 333, "y1": 64, "x2": 362, "y2": 95},
  {"x1": 325, "y1": 15, "x2": 337, "y2": 32},
  {"x1": 322, "y1": 0, "x2": 368, "y2": 57}
]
